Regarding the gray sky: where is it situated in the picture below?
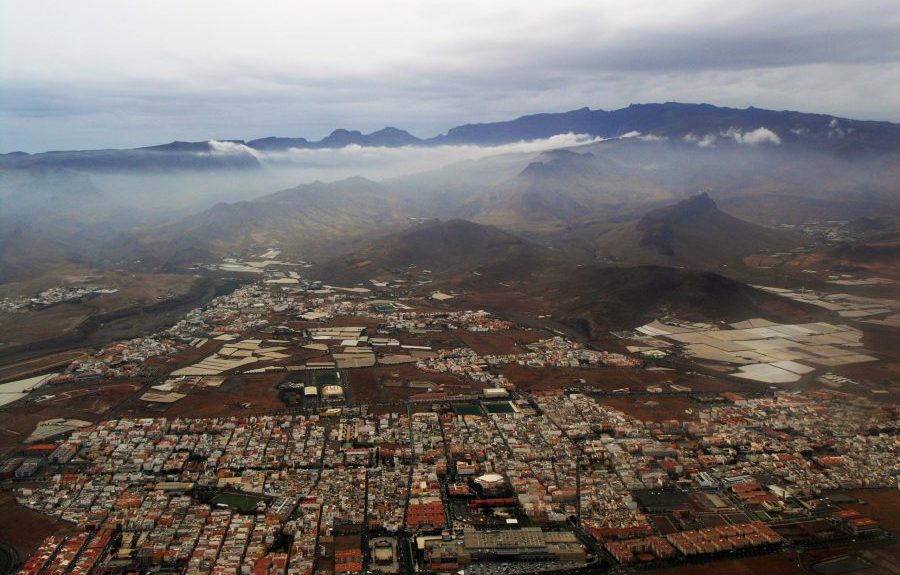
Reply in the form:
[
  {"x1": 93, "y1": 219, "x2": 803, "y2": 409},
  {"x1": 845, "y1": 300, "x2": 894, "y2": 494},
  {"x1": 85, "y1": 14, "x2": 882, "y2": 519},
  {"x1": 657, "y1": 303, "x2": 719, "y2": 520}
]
[{"x1": 2, "y1": 0, "x2": 899, "y2": 152}]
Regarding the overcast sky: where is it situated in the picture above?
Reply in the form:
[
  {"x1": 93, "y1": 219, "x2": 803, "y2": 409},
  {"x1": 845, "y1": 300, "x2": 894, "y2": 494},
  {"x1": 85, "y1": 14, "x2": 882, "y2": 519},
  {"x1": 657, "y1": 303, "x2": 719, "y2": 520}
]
[{"x1": 1, "y1": 0, "x2": 899, "y2": 152}]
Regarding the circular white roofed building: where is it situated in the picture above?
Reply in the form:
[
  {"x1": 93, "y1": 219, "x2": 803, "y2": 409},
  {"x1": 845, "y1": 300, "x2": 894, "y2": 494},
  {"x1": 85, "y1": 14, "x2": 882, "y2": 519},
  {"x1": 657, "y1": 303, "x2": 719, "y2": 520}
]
[{"x1": 474, "y1": 472, "x2": 507, "y2": 495}]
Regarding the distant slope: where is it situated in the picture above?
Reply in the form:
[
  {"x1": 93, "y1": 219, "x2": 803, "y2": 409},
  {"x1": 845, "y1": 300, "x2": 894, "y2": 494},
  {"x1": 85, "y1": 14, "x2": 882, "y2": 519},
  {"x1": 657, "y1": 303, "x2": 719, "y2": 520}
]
[
  {"x1": 460, "y1": 149, "x2": 671, "y2": 230},
  {"x1": 6, "y1": 102, "x2": 897, "y2": 282},
  {"x1": 433, "y1": 102, "x2": 900, "y2": 156},
  {"x1": 131, "y1": 177, "x2": 411, "y2": 269},
  {"x1": 0, "y1": 169, "x2": 135, "y2": 282},
  {"x1": 592, "y1": 193, "x2": 799, "y2": 268},
  {"x1": 717, "y1": 193, "x2": 900, "y2": 227},
  {"x1": 317, "y1": 219, "x2": 557, "y2": 283},
  {"x1": 0, "y1": 219, "x2": 75, "y2": 283},
  {"x1": 248, "y1": 127, "x2": 421, "y2": 150},
  {"x1": 394, "y1": 134, "x2": 900, "y2": 235},
  {"x1": 537, "y1": 265, "x2": 820, "y2": 334},
  {"x1": 0, "y1": 142, "x2": 260, "y2": 172}
]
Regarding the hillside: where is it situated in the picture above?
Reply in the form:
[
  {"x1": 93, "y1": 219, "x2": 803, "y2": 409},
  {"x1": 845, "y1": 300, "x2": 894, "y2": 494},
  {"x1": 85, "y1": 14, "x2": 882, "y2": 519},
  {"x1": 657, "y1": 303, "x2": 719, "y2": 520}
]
[
  {"x1": 393, "y1": 135, "x2": 900, "y2": 236},
  {"x1": 131, "y1": 177, "x2": 411, "y2": 269},
  {"x1": 457, "y1": 149, "x2": 671, "y2": 230},
  {"x1": 0, "y1": 142, "x2": 260, "y2": 172},
  {"x1": 317, "y1": 219, "x2": 557, "y2": 283},
  {"x1": 537, "y1": 265, "x2": 821, "y2": 334},
  {"x1": 592, "y1": 193, "x2": 799, "y2": 268},
  {"x1": 434, "y1": 102, "x2": 900, "y2": 156},
  {"x1": 0, "y1": 169, "x2": 145, "y2": 282}
]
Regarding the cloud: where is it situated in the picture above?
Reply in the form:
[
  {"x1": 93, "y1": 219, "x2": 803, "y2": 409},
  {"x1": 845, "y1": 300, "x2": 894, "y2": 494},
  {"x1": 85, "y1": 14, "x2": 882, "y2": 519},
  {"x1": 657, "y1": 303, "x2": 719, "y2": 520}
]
[
  {"x1": 622, "y1": 130, "x2": 667, "y2": 141},
  {"x1": 207, "y1": 140, "x2": 262, "y2": 158},
  {"x1": 684, "y1": 126, "x2": 781, "y2": 147},
  {"x1": 1, "y1": 0, "x2": 899, "y2": 151},
  {"x1": 684, "y1": 133, "x2": 718, "y2": 148},
  {"x1": 827, "y1": 117, "x2": 854, "y2": 138},
  {"x1": 203, "y1": 133, "x2": 608, "y2": 181},
  {"x1": 721, "y1": 126, "x2": 782, "y2": 145}
]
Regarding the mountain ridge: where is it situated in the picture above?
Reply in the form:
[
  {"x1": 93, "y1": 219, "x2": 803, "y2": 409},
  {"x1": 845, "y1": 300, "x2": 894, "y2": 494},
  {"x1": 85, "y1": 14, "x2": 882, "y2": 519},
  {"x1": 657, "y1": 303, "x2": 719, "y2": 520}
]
[{"x1": 4, "y1": 103, "x2": 900, "y2": 171}]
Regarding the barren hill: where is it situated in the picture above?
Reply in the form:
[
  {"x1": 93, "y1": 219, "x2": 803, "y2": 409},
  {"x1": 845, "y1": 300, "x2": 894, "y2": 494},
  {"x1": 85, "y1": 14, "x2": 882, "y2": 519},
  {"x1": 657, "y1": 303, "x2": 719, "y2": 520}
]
[
  {"x1": 460, "y1": 149, "x2": 671, "y2": 230},
  {"x1": 130, "y1": 177, "x2": 411, "y2": 269},
  {"x1": 537, "y1": 265, "x2": 819, "y2": 334},
  {"x1": 317, "y1": 219, "x2": 557, "y2": 283},
  {"x1": 592, "y1": 193, "x2": 799, "y2": 268}
]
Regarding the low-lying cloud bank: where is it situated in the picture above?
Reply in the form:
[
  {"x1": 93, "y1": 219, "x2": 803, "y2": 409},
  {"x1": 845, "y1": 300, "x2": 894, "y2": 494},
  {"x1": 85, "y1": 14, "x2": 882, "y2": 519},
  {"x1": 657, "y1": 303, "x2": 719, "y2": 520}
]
[
  {"x1": 206, "y1": 132, "x2": 607, "y2": 181},
  {"x1": 67, "y1": 133, "x2": 615, "y2": 215}
]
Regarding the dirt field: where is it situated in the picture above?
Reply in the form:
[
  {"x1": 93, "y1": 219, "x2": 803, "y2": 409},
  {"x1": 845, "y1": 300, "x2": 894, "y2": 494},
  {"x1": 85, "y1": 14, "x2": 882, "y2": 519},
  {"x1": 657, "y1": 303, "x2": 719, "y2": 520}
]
[
  {"x1": 0, "y1": 381, "x2": 141, "y2": 456},
  {"x1": 845, "y1": 489, "x2": 900, "y2": 532},
  {"x1": 83, "y1": 272, "x2": 197, "y2": 313},
  {"x1": 454, "y1": 289, "x2": 554, "y2": 315},
  {"x1": 0, "y1": 350, "x2": 87, "y2": 383},
  {"x1": 0, "y1": 265, "x2": 98, "y2": 299},
  {"x1": 454, "y1": 329, "x2": 548, "y2": 355},
  {"x1": 649, "y1": 552, "x2": 808, "y2": 575},
  {"x1": 46, "y1": 382, "x2": 142, "y2": 407},
  {"x1": 500, "y1": 365, "x2": 757, "y2": 394},
  {"x1": 119, "y1": 374, "x2": 287, "y2": 419},
  {"x1": 600, "y1": 396, "x2": 699, "y2": 422},
  {"x1": 0, "y1": 492, "x2": 72, "y2": 559},
  {"x1": 288, "y1": 316, "x2": 385, "y2": 331},
  {"x1": 0, "y1": 273, "x2": 197, "y2": 350},
  {"x1": 782, "y1": 238, "x2": 900, "y2": 281},
  {"x1": 860, "y1": 324, "x2": 900, "y2": 362},
  {"x1": 346, "y1": 369, "x2": 419, "y2": 406},
  {"x1": 807, "y1": 325, "x2": 900, "y2": 402},
  {"x1": 501, "y1": 365, "x2": 670, "y2": 392},
  {"x1": 395, "y1": 330, "x2": 467, "y2": 350},
  {"x1": 0, "y1": 271, "x2": 195, "y2": 306},
  {"x1": 347, "y1": 365, "x2": 481, "y2": 409},
  {"x1": 0, "y1": 305, "x2": 88, "y2": 348}
]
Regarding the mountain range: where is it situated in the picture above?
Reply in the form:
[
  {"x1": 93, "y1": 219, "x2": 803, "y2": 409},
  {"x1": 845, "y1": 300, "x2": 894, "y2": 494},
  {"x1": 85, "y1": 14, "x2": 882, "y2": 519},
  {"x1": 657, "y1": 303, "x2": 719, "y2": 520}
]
[
  {"x1": 85, "y1": 135, "x2": 899, "y2": 280},
  {"x1": 2, "y1": 102, "x2": 898, "y2": 291},
  {"x1": 3, "y1": 102, "x2": 900, "y2": 171}
]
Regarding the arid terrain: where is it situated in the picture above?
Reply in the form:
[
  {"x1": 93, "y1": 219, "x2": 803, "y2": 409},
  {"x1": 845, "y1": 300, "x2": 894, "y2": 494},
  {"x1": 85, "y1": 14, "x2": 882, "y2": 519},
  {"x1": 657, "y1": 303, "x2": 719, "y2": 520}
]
[{"x1": 0, "y1": 103, "x2": 898, "y2": 575}]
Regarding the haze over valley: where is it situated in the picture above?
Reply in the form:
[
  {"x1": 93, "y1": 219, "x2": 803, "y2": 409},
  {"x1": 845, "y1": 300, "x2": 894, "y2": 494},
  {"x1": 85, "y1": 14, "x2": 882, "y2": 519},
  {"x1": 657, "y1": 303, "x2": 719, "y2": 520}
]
[{"x1": 1, "y1": 2, "x2": 899, "y2": 575}]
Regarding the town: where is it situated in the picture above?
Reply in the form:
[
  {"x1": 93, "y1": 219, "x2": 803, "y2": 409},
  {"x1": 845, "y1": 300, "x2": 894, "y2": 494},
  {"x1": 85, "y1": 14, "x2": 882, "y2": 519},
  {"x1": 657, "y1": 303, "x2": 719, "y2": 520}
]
[{"x1": 1, "y1": 268, "x2": 896, "y2": 575}]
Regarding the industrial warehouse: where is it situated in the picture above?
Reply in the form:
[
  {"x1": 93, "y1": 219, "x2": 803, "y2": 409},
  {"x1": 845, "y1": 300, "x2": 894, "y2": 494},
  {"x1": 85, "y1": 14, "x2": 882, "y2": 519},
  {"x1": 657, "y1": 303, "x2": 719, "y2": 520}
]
[{"x1": 425, "y1": 528, "x2": 587, "y2": 571}]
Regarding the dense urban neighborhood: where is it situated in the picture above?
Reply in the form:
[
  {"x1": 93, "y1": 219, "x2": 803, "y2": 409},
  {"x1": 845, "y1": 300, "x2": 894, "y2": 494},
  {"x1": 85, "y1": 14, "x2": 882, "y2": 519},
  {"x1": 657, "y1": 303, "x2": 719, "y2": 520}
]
[{"x1": 1, "y1": 263, "x2": 896, "y2": 575}]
